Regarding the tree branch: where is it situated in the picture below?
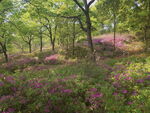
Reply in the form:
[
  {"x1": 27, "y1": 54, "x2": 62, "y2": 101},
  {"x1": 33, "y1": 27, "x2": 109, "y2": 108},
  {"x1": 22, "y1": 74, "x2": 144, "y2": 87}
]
[
  {"x1": 72, "y1": 0, "x2": 86, "y2": 14},
  {"x1": 59, "y1": 15, "x2": 87, "y2": 32},
  {"x1": 88, "y1": 0, "x2": 95, "y2": 7},
  {"x1": 22, "y1": 36, "x2": 29, "y2": 44}
]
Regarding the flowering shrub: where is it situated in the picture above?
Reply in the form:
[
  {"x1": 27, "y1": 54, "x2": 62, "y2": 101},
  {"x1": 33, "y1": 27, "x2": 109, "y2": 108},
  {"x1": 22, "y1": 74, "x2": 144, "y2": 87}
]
[
  {"x1": 107, "y1": 56, "x2": 150, "y2": 112},
  {"x1": 92, "y1": 34, "x2": 129, "y2": 49},
  {"x1": 0, "y1": 55, "x2": 150, "y2": 113},
  {"x1": 44, "y1": 54, "x2": 62, "y2": 65},
  {"x1": 1, "y1": 58, "x2": 37, "y2": 72},
  {"x1": 0, "y1": 72, "x2": 105, "y2": 113}
]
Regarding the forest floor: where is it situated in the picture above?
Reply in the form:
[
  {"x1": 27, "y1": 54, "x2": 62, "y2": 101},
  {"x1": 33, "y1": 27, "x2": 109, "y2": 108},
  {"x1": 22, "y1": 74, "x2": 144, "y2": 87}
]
[{"x1": 0, "y1": 34, "x2": 150, "y2": 113}]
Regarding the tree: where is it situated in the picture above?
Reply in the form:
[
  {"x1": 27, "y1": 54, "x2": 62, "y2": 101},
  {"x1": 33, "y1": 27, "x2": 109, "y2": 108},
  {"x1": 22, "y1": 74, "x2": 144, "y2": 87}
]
[
  {"x1": 131, "y1": 0, "x2": 150, "y2": 51},
  {"x1": 96, "y1": 0, "x2": 122, "y2": 52},
  {"x1": 0, "y1": 0, "x2": 14, "y2": 62},
  {"x1": 72, "y1": 0, "x2": 96, "y2": 60}
]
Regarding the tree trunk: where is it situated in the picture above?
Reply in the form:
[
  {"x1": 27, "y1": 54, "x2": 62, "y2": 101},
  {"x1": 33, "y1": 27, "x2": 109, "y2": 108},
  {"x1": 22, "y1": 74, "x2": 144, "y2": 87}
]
[
  {"x1": 48, "y1": 26, "x2": 55, "y2": 51},
  {"x1": 113, "y1": 13, "x2": 116, "y2": 53},
  {"x1": 72, "y1": 0, "x2": 96, "y2": 61},
  {"x1": 0, "y1": 43, "x2": 8, "y2": 62},
  {"x1": 72, "y1": 20, "x2": 76, "y2": 56},
  {"x1": 29, "y1": 41, "x2": 32, "y2": 53},
  {"x1": 86, "y1": 12, "x2": 95, "y2": 61},
  {"x1": 3, "y1": 50, "x2": 8, "y2": 62},
  {"x1": 52, "y1": 25, "x2": 57, "y2": 52},
  {"x1": 52, "y1": 41, "x2": 55, "y2": 51},
  {"x1": 40, "y1": 32, "x2": 43, "y2": 52},
  {"x1": 144, "y1": 28, "x2": 148, "y2": 51}
]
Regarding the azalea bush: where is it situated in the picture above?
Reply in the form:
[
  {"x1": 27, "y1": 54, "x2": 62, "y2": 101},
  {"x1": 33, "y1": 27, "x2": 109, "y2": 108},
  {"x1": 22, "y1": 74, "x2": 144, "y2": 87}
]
[
  {"x1": 44, "y1": 54, "x2": 64, "y2": 65},
  {"x1": 106, "y1": 56, "x2": 150, "y2": 112},
  {"x1": 1, "y1": 58, "x2": 37, "y2": 72},
  {"x1": 0, "y1": 56, "x2": 150, "y2": 113},
  {"x1": 92, "y1": 34, "x2": 129, "y2": 48},
  {"x1": 0, "y1": 69, "x2": 105, "y2": 113}
]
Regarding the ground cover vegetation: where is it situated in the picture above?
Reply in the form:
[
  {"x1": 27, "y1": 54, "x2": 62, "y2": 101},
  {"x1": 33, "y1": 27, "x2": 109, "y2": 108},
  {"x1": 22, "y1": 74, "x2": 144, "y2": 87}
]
[{"x1": 0, "y1": 0, "x2": 150, "y2": 113}]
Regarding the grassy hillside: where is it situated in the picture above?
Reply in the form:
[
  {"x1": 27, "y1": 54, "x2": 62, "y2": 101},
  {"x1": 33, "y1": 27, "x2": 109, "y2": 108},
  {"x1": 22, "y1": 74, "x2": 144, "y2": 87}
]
[{"x1": 0, "y1": 34, "x2": 150, "y2": 113}]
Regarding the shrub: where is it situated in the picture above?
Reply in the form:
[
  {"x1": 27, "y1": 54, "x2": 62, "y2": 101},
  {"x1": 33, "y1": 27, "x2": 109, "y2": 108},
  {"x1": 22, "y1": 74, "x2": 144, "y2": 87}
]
[{"x1": 65, "y1": 46, "x2": 88, "y2": 59}]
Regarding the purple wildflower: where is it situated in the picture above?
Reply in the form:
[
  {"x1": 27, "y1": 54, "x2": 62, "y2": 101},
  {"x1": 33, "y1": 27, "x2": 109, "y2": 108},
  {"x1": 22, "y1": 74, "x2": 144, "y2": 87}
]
[
  {"x1": 44, "y1": 106, "x2": 50, "y2": 113},
  {"x1": 145, "y1": 75, "x2": 150, "y2": 80},
  {"x1": 122, "y1": 90, "x2": 128, "y2": 94},
  {"x1": 5, "y1": 76, "x2": 15, "y2": 84},
  {"x1": 136, "y1": 79, "x2": 144, "y2": 83},
  {"x1": 132, "y1": 91, "x2": 138, "y2": 96},
  {"x1": 91, "y1": 93, "x2": 103, "y2": 98},
  {"x1": 113, "y1": 92, "x2": 118, "y2": 96},
  {"x1": 124, "y1": 77, "x2": 132, "y2": 80},
  {"x1": 90, "y1": 88, "x2": 97, "y2": 92},
  {"x1": 0, "y1": 95, "x2": 13, "y2": 102},
  {"x1": 7, "y1": 108, "x2": 15, "y2": 113},
  {"x1": 62, "y1": 89, "x2": 72, "y2": 93},
  {"x1": 127, "y1": 101, "x2": 133, "y2": 105},
  {"x1": 114, "y1": 74, "x2": 120, "y2": 80}
]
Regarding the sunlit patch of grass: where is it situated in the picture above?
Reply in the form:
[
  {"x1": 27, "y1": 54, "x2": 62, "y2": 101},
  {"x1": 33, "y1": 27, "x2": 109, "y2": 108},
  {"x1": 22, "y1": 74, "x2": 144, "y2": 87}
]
[{"x1": 124, "y1": 41, "x2": 144, "y2": 53}]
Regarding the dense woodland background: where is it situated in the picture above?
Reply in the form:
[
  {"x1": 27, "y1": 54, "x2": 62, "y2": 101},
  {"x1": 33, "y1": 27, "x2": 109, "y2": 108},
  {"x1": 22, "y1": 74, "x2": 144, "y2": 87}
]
[{"x1": 0, "y1": 0, "x2": 150, "y2": 113}]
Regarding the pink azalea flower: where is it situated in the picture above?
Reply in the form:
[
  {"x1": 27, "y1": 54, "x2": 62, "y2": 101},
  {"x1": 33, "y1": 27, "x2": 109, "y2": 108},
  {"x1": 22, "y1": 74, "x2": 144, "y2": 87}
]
[
  {"x1": 44, "y1": 106, "x2": 50, "y2": 113},
  {"x1": 89, "y1": 88, "x2": 97, "y2": 92},
  {"x1": 132, "y1": 91, "x2": 138, "y2": 96},
  {"x1": 0, "y1": 95, "x2": 13, "y2": 102},
  {"x1": 91, "y1": 93, "x2": 103, "y2": 98},
  {"x1": 124, "y1": 77, "x2": 132, "y2": 80},
  {"x1": 7, "y1": 108, "x2": 15, "y2": 113},
  {"x1": 122, "y1": 90, "x2": 128, "y2": 94},
  {"x1": 136, "y1": 79, "x2": 144, "y2": 83},
  {"x1": 5, "y1": 76, "x2": 16, "y2": 84},
  {"x1": 113, "y1": 92, "x2": 118, "y2": 96},
  {"x1": 45, "y1": 54, "x2": 59, "y2": 61},
  {"x1": 62, "y1": 89, "x2": 72, "y2": 93},
  {"x1": 127, "y1": 101, "x2": 133, "y2": 105},
  {"x1": 0, "y1": 81, "x2": 4, "y2": 87}
]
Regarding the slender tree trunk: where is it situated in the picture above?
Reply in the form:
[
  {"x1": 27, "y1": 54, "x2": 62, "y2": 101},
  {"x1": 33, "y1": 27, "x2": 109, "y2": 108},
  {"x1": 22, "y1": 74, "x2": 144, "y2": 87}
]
[
  {"x1": 113, "y1": 13, "x2": 116, "y2": 53},
  {"x1": 29, "y1": 41, "x2": 32, "y2": 53},
  {"x1": 86, "y1": 13, "x2": 95, "y2": 61},
  {"x1": 52, "y1": 41, "x2": 55, "y2": 51},
  {"x1": 3, "y1": 50, "x2": 8, "y2": 62},
  {"x1": 40, "y1": 32, "x2": 43, "y2": 52},
  {"x1": 52, "y1": 25, "x2": 57, "y2": 51},
  {"x1": 144, "y1": 28, "x2": 147, "y2": 51},
  {"x1": 0, "y1": 43, "x2": 8, "y2": 62},
  {"x1": 48, "y1": 26, "x2": 55, "y2": 51},
  {"x1": 72, "y1": 20, "x2": 76, "y2": 55},
  {"x1": 72, "y1": 38, "x2": 75, "y2": 55}
]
